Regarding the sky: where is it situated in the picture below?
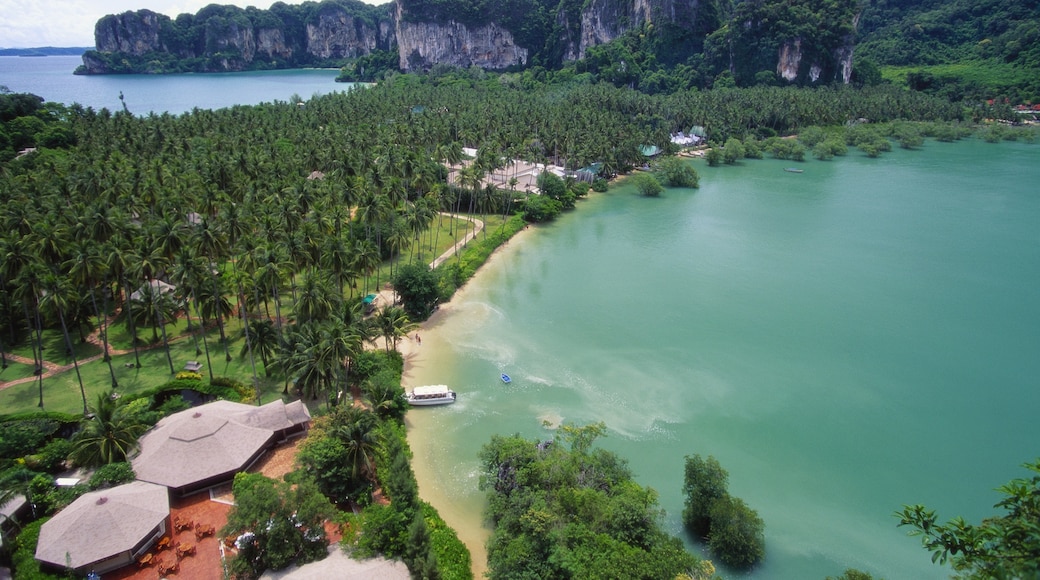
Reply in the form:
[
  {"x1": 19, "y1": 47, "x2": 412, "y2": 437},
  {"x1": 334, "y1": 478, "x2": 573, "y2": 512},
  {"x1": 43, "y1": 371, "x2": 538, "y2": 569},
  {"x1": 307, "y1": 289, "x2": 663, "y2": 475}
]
[{"x1": 0, "y1": 0, "x2": 383, "y2": 48}]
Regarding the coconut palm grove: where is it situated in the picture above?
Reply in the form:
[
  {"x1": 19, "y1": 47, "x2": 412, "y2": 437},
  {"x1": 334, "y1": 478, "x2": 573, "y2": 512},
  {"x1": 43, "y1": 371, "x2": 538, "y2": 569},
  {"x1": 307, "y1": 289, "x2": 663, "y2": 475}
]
[{"x1": 3, "y1": 0, "x2": 1040, "y2": 576}]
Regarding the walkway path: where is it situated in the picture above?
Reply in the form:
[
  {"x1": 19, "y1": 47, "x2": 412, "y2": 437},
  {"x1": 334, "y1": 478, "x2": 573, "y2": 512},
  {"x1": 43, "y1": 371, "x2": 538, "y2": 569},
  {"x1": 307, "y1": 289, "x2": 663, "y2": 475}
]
[
  {"x1": 2, "y1": 214, "x2": 483, "y2": 391},
  {"x1": 430, "y1": 213, "x2": 483, "y2": 269},
  {"x1": 0, "y1": 319, "x2": 200, "y2": 389}
]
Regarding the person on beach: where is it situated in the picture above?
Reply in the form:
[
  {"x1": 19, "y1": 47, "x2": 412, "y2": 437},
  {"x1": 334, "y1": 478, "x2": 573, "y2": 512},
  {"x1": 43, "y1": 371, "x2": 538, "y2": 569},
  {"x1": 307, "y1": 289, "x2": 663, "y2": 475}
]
[{"x1": 415, "y1": 333, "x2": 421, "y2": 345}]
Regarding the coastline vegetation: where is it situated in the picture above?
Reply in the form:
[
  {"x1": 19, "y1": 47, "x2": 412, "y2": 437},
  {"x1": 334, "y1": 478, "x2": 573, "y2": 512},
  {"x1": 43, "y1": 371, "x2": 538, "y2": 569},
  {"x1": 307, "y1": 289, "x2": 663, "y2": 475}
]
[
  {"x1": 2, "y1": 57, "x2": 1038, "y2": 577},
  {"x1": 478, "y1": 422, "x2": 715, "y2": 579}
]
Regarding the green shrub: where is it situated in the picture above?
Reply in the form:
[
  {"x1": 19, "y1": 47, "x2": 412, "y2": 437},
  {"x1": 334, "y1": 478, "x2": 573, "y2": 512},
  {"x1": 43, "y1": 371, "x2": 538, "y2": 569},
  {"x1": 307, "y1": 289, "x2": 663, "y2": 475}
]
[
  {"x1": 0, "y1": 419, "x2": 60, "y2": 460},
  {"x1": 707, "y1": 495, "x2": 765, "y2": 569},
  {"x1": 423, "y1": 502, "x2": 473, "y2": 580},
  {"x1": 88, "y1": 461, "x2": 136, "y2": 490},
  {"x1": 23, "y1": 439, "x2": 72, "y2": 474},
  {"x1": 12, "y1": 518, "x2": 65, "y2": 580},
  {"x1": 591, "y1": 178, "x2": 608, "y2": 192},
  {"x1": 656, "y1": 156, "x2": 700, "y2": 188},
  {"x1": 632, "y1": 173, "x2": 664, "y2": 197},
  {"x1": 521, "y1": 193, "x2": 562, "y2": 222}
]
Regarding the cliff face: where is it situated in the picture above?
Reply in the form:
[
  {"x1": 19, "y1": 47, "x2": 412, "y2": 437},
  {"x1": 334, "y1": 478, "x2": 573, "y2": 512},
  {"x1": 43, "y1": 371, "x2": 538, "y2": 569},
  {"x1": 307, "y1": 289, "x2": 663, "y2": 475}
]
[
  {"x1": 83, "y1": 0, "x2": 858, "y2": 84},
  {"x1": 307, "y1": 4, "x2": 396, "y2": 60},
  {"x1": 776, "y1": 12, "x2": 859, "y2": 85},
  {"x1": 395, "y1": 1, "x2": 527, "y2": 71},
  {"x1": 560, "y1": 0, "x2": 700, "y2": 60},
  {"x1": 83, "y1": 5, "x2": 395, "y2": 74},
  {"x1": 93, "y1": 10, "x2": 164, "y2": 56}
]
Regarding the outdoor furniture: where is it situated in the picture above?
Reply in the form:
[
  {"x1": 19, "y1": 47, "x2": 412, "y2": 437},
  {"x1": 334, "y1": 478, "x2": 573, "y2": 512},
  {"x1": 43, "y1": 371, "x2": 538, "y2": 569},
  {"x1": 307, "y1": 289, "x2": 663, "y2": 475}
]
[
  {"x1": 194, "y1": 522, "x2": 215, "y2": 540},
  {"x1": 173, "y1": 516, "x2": 193, "y2": 531},
  {"x1": 157, "y1": 536, "x2": 171, "y2": 550},
  {"x1": 184, "y1": 361, "x2": 203, "y2": 372},
  {"x1": 175, "y1": 542, "x2": 195, "y2": 558},
  {"x1": 157, "y1": 558, "x2": 178, "y2": 576},
  {"x1": 137, "y1": 553, "x2": 153, "y2": 567}
]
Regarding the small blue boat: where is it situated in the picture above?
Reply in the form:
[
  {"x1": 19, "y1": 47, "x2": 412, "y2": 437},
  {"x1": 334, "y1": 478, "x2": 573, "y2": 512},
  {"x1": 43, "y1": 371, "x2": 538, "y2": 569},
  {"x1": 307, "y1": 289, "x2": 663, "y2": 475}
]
[{"x1": 501, "y1": 374, "x2": 512, "y2": 384}]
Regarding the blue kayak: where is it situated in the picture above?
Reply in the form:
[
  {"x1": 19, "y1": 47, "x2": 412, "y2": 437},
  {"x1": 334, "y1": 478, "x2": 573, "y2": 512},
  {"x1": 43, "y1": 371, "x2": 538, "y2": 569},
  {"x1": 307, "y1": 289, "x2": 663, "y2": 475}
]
[{"x1": 501, "y1": 374, "x2": 511, "y2": 384}]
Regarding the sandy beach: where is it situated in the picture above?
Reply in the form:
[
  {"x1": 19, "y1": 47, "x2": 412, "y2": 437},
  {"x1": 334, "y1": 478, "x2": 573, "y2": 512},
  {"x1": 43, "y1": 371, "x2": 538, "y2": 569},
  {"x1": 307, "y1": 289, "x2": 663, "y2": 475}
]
[{"x1": 402, "y1": 224, "x2": 538, "y2": 579}]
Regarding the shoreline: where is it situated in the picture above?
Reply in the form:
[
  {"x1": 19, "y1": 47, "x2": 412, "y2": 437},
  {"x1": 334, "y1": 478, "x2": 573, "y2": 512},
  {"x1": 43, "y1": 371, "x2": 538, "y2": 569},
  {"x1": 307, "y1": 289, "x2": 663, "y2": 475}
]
[{"x1": 403, "y1": 224, "x2": 539, "y2": 579}]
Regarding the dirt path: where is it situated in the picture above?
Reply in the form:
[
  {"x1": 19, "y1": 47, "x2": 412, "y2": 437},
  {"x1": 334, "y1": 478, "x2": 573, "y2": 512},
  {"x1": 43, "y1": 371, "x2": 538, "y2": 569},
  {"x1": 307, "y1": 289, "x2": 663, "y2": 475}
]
[
  {"x1": 0, "y1": 317, "x2": 202, "y2": 389},
  {"x1": 430, "y1": 213, "x2": 483, "y2": 269},
  {"x1": 2, "y1": 215, "x2": 482, "y2": 391}
]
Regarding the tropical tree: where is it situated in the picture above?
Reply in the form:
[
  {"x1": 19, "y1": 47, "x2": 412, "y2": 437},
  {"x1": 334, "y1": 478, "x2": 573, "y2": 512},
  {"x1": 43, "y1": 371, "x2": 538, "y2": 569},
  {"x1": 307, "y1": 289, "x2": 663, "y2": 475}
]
[
  {"x1": 373, "y1": 305, "x2": 416, "y2": 353},
  {"x1": 632, "y1": 173, "x2": 664, "y2": 197},
  {"x1": 64, "y1": 239, "x2": 118, "y2": 387},
  {"x1": 241, "y1": 318, "x2": 278, "y2": 377},
  {"x1": 897, "y1": 458, "x2": 1040, "y2": 579},
  {"x1": 362, "y1": 369, "x2": 409, "y2": 422},
  {"x1": 69, "y1": 391, "x2": 146, "y2": 467},
  {"x1": 39, "y1": 273, "x2": 89, "y2": 415},
  {"x1": 329, "y1": 405, "x2": 379, "y2": 487},
  {"x1": 222, "y1": 472, "x2": 332, "y2": 579}
]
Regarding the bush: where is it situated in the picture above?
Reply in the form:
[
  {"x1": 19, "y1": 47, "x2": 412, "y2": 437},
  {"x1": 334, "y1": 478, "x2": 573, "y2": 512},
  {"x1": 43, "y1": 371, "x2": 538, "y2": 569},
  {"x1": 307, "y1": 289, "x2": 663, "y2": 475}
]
[
  {"x1": 723, "y1": 138, "x2": 745, "y2": 164},
  {"x1": 707, "y1": 495, "x2": 765, "y2": 569},
  {"x1": 12, "y1": 518, "x2": 65, "y2": 580},
  {"x1": 683, "y1": 454, "x2": 765, "y2": 569},
  {"x1": 798, "y1": 126, "x2": 828, "y2": 147},
  {"x1": 656, "y1": 156, "x2": 700, "y2": 188},
  {"x1": 0, "y1": 419, "x2": 60, "y2": 460},
  {"x1": 424, "y1": 501, "x2": 473, "y2": 580},
  {"x1": 591, "y1": 178, "x2": 608, "y2": 192},
  {"x1": 521, "y1": 194, "x2": 562, "y2": 222},
  {"x1": 21, "y1": 438, "x2": 70, "y2": 474},
  {"x1": 682, "y1": 455, "x2": 728, "y2": 538},
  {"x1": 88, "y1": 461, "x2": 136, "y2": 490},
  {"x1": 632, "y1": 173, "x2": 664, "y2": 197}
]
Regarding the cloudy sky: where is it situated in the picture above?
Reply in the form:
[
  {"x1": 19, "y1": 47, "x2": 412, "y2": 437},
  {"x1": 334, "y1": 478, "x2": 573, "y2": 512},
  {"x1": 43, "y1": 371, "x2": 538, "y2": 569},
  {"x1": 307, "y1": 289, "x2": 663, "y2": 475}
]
[{"x1": 0, "y1": 0, "x2": 383, "y2": 48}]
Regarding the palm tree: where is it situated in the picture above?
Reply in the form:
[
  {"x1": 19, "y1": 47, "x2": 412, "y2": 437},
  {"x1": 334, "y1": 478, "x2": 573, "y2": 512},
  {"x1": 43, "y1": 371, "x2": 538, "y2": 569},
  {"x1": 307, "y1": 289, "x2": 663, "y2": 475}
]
[
  {"x1": 69, "y1": 391, "x2": 146, "y2": 467},
  {"x1": 329, "y1": 406, "x2": 379, "y2": 485},
  {"x1": 39, "y1": 273, "x2": 89, "y2": 415},
  {"x1": 373, "y1": 305, "x2": 416, "y2": 353},
  {"x1": 64, "y1": 240, "x2": 118, "y2": 388},
  {"x1": 128, "y1": 278, "x2": 177, "y2": 374},
  {"x1": 295, "y1": 271, "x2": 339, "y2": 325},
  {"x1": 240, "y1": 318, "x2": 278, "y2": 377},
  {"x1": 12, "y1": 263, "x2": 46, "y2": 407}
]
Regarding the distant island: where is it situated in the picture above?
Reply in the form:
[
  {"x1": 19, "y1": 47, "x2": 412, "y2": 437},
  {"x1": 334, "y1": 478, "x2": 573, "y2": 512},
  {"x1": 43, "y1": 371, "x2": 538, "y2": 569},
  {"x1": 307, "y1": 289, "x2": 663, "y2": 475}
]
[{"x1": 0, "y1": 47, "x2": 91, "y2": 57}]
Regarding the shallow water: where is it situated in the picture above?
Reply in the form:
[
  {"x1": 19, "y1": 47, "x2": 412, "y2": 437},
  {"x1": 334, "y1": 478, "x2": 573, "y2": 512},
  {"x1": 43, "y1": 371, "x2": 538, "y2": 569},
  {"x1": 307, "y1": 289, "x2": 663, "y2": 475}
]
[
  {"x1": 0, "y1": 55, "x2": 350, "y2": 114},
  {"x1": 407, "y1": 140, "x2": 1040, "y2": 579}
]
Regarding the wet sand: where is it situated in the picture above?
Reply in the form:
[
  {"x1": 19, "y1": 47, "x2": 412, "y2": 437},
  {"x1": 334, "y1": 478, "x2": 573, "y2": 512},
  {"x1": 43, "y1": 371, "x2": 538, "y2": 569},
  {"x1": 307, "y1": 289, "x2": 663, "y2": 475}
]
[{"x1": 403, "y1": 226, "x2": 537, "y2": 579}]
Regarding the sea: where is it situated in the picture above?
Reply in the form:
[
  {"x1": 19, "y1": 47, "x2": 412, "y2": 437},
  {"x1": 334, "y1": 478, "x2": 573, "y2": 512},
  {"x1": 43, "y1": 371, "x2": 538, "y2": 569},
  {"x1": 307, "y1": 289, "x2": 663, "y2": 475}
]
[
  {"x1": 405, "y1": 141, "x2": 1040, "y2": 579},
  {"x1": 0, "y1": 55, "x2": 350, "y2": 114},
  {"x1": 5, "y1": 54, "x2": 1039, "y2": 580}
]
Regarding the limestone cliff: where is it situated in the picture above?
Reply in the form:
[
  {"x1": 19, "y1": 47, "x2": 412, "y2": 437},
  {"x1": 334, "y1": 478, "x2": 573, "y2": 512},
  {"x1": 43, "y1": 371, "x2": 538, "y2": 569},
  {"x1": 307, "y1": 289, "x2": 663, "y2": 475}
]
[
  {"x1": 775, "y1": 12, "x2": 859, "y2": 85},
  {"x1": 395, "y1": 1, "x2": 526, "y2": 71},
  {"x1": 306, "y1": 4, "x2": 396, "y2": 60},
  {"x1": 93, "y1": 9, "x2": 164, "y2": 56},
  {"x1": 558, "y1": 0, "x2": 701, "y2": 61},
  {"x1": 81, "y1": 3, "x2": 395, "y2": 74}
]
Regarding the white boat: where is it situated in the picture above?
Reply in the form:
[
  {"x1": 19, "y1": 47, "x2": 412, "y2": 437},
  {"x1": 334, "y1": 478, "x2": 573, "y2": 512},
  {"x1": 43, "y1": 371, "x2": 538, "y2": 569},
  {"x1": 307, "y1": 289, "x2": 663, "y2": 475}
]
[{"x1": 407, "y1": 385, "x2": 457, "y2": 406}]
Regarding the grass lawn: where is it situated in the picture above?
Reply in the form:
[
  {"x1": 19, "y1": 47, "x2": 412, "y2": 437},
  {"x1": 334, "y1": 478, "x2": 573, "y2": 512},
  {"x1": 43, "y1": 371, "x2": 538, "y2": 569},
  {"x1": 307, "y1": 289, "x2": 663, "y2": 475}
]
[
  {"x1": 0, "y1": 323, "x2": 281, "y2": 416},
  {"x1": 9, "y1": 327, "x2": 101, "y2": 362},
  {"x1": 0, "y1": 359, "x2": 37, "y2": 383},
  {"x1": 0, "y1": 212, "x2": 520, "y2": 417}
]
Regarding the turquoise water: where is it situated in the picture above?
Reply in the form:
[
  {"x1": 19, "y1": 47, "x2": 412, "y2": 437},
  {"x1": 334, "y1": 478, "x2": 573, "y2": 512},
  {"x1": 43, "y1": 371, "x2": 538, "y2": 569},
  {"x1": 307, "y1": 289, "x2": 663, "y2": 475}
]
[
  {"x1": 0, "y1": 56, "x2": 351, "y2": 114},
  {"x1": 407, "y1": 140, "x2": 1040, "y2": 579}
]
